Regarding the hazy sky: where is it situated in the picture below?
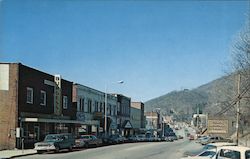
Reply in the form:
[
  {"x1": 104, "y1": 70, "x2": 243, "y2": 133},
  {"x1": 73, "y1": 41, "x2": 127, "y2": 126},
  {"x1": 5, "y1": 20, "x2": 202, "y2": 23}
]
[{"x1": 0, "y1": 0, "x2": 249, "y2": 102}]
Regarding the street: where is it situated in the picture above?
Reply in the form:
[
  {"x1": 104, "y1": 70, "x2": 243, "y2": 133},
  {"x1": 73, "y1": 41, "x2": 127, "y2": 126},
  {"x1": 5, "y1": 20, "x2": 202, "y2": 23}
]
[{"x1": 16, "y1": 139, "x2": 202, "y2": 159}]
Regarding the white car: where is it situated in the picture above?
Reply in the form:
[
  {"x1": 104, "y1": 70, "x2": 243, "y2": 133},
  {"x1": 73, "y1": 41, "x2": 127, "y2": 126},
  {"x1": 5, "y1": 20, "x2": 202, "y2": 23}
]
[
  {"x1": 214, "y1": 146, "x2": 250, "y2": 159},
  {"x1": 181, "y1": 143, "x2": 237, "y2": 159}
]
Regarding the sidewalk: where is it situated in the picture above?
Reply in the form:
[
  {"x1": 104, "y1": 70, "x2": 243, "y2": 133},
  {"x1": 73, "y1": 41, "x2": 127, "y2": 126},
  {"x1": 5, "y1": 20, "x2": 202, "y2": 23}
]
[{"x1": 0, "y1": 149, "x2": 36, "y2": 159}]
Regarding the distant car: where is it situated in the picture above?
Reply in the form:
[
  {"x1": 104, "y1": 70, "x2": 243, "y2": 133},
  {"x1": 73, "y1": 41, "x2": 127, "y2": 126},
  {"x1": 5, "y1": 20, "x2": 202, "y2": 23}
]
[
  {"x1": 200, "y1": 136, "x2": 230, "y2": 145},
  {"x1": 137, "y1": 134, "x2": 146, "y2": 142},
  {"x1": 197, "y1": 136, "x2": 209, "y2": 144},
  {"x1": 108, "y1": 134, "x2": 125, "y2": 144},
  {"x1": 74, "y1": 135, "x2": 102, "y2": 148},
  {"x1": 178, "y1": 135, "x2": 184, "y2": 139},
  {"x1": 189, "y1": 135, "x2": 195, "y2": 140},
  {"x1": 145, "y1": 135, "x2": 156, "y2": 142},
  {"x1": 127, "y1": 135, "x2": 139, "y2": 142},
  {"x1": 34, "y1": 133, "x2": 75, "y2": 153}
]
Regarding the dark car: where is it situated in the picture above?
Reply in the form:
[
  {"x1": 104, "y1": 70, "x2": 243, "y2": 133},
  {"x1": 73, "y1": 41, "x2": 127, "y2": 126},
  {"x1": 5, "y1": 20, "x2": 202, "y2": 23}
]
[
  {"x1": 108, "y1": 134, "x2": 125, "y2": 144},
  {"x1": 74, "y1": 135, "x2": 102, "y2": 148},
  {"x1": 34, "y1": 133, "x2": 75, "y2": 153},
  {"x1": 127, "y1": 135, "x2": 139, "y2": 142}
]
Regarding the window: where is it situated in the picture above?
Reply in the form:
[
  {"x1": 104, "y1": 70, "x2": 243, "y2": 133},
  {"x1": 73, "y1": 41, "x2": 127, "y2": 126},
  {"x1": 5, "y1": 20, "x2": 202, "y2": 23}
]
[
  {"x1": 79, "y1": 98, "x2": 84, "y2": 112},
  {"x1": 26, "y1": 87, "x2": 33, "y2": 104},
  {"x1": 63, "y1": 96, "x2": 68, "y2": 109},
  {"x1": 87, "y1": 99, "x2": 92, "y2": 113},
  {"x1": 117, "y1": 103, "x2": 120, "y2": 112},
  {"x1": 95, "y1": 101, "x2": 98, "y2": 112},
  {"x1": 100, "y1": 102, "x2": 103, "y2": 112},
  {"x1": 40, "y1": 90, "x2": 46, "y2": 106}
]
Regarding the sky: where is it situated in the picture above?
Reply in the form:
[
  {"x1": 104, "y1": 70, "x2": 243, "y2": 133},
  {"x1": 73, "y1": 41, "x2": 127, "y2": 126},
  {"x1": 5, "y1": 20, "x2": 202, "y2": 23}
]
[{"x1": 0, "y1": 0, "x2": 249, "y2": 102}]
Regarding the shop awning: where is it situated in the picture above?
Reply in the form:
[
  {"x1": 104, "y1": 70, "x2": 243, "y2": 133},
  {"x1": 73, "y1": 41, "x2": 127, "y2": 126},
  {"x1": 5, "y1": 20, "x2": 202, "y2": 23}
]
[{"x1": 21, "y1": 117, "x2": 99, "y2": 126}]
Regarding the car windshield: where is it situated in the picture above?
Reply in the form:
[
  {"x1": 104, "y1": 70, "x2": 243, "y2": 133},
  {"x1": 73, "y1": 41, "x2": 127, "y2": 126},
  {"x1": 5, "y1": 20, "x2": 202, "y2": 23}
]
[
  {"x1": 203, "y1": 145, "x2": 216, "y2": 150},
  {"x1": 198, "y1": 151, "x2": 216, "y2": 157},
  {"x1": 45, "y1": 135, "x2": 61, "y2": 142},
  {"x1": 80, "y1": 136, "x2": 90, "y2": 139}
]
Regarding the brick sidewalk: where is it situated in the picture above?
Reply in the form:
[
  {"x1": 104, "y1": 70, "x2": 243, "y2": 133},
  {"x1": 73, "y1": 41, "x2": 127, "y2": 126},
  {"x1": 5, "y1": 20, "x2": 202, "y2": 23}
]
[{"x1": 0, "y1": 149, "x2": 36, "y2": 159}]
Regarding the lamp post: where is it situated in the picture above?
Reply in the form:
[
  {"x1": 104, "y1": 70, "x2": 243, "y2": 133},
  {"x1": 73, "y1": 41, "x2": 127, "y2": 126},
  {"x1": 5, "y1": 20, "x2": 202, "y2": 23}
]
[{"x1": 104, "y1": 80, "x2": 124, "y2": 137}]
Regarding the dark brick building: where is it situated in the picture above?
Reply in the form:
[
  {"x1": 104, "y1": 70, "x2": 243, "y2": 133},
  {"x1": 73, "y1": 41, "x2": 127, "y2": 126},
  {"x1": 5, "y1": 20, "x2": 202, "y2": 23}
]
[
  {"x1": 115, "y1": 94, "x2": 132, "y2": 137},
  {"x1": 0, "y1": 63, "x2": 76, "y2": 149}
]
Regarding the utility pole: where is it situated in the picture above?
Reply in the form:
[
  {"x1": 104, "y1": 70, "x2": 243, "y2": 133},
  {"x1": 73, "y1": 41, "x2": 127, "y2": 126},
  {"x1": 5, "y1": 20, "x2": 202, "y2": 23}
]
[{"x1": 236, "y1": 73, "x2": 241, "y2": 146}]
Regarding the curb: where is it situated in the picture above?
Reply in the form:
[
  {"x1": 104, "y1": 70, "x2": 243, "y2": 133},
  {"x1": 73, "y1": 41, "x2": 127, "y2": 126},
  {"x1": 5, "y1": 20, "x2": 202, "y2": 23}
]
[{"x1": 8, "y1": 152, "x2": 37, "y2": 159}]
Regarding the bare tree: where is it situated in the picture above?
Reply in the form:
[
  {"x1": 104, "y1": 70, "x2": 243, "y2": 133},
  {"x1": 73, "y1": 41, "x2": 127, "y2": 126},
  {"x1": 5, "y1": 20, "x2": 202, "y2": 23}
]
[{"x1": 231, "y1": 18, "x2": 250, "y2": 133}]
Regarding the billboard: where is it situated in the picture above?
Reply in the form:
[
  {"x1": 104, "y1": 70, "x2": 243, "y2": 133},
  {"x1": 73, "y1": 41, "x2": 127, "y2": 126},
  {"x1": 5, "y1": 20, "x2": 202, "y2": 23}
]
[{"x1": 207, "y1": 119, "x2": 229, "y2": 134}]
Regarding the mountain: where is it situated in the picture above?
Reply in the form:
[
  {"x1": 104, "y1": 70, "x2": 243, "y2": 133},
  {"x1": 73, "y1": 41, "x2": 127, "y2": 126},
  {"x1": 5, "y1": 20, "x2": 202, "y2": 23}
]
[{"x1": 144, "y1": 74, "x2": 236, "y2": 116}]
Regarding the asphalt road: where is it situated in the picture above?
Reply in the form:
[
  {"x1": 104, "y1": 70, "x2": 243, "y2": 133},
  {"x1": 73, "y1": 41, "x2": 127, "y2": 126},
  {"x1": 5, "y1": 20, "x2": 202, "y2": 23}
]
[{"x1": 16, "y1": 139, "x2": 202, "y2": 159}]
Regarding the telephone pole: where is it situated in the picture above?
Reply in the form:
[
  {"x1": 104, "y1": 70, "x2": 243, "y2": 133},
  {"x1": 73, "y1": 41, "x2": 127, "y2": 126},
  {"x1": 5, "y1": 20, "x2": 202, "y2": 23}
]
[{"x1": 236, "y1": 73, "x2": 241, "y2": 145}]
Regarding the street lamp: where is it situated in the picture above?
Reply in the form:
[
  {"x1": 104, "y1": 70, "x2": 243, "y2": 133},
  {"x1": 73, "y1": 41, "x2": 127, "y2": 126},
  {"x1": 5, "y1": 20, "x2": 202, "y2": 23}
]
[{"x1": 104, "y1": 80, "x2": 124, "y2": 137}]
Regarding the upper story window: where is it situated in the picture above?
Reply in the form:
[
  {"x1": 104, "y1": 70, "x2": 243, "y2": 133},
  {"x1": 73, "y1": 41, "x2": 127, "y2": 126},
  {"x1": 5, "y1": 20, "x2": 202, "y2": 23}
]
[
  {"x1": 117, "y1": 103, "x2": 121, "y2": 112},
  {"x1": 87, "y1": 99, "x2": 92, "y2": 113},
  {"x1": 63, "y1": 96, "x2": 68, "y2": 109},
  {"x1": 40, "y1": 90, "x2": 46, "y2": 106},
  {"x1": 79, "y1": 98, "x2": 84, "y2": 112},
  {"x1": 100, "y1": 102, "x2": 103, "y2": 113},
  {"x1": 95, "y1": 101, "x2": 98, "y2": 112},
  {"x1": 26, "y1": 87, "x2": 33, "y2": 104}
]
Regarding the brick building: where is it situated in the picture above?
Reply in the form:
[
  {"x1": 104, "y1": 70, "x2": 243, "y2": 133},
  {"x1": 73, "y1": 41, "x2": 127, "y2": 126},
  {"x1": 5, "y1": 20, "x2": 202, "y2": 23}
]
[
  {"x1": 115, "y1": 94, "x2": 132, "y2": 137},
  {"x1": 131, "y1": 102, "x2": 145, "y2": 129},
  {"x1": 0, "y1": 63, "x2": 78, "y2": 149},
  {"x1": 72, "y1": 84, "x2": 118, "y2": 136}
]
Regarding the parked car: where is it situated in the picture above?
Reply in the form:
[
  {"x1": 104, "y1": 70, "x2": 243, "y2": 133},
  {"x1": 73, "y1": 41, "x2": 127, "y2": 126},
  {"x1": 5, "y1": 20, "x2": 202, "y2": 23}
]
[
  {"x1": 127, "y1": 135, "x2": 139, "y2": 142},
  {"x1": 145, "y1": 135, "x2": 156, "y2": 142},
  {"x1": 213, "y1": 146, "x2": 250, "y2": 159},
  {"x1": 98, "y1": 134, "x2": 110, "y2": 145},
  {"x1": 74, "y1": 135, "x2": 102, "y2": 148},
  {"x1": 183, "y1": 142, "x2": 238, "y2": 158},
  {"x1": 200, "y1": 136, "x2": 230, "y2": 145},
  {"x1": 34, "y1": 133, "x2": 75, "y2": 153},
  {"x1": 178, "y1": 135, "x2": 184, "y2": 139},
  {"x1": 137, "y1": 134, "x2": 146, "y2": 142},
  {"x1": 189, "y1": 135, "x2": 195, "y2": 140},
  {"x1": 108, "y1": 134, "x2": 125, "y2": 144},
  {"x1": 197, "y1": 136, "x2": 210, "y2": 144}
]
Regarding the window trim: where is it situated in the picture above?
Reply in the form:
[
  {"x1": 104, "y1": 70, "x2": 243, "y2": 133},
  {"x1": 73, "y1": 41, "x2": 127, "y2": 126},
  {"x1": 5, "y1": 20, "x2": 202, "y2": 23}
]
[{"x1": 26, "y1": 87, "x2": 33, "y2": 104}]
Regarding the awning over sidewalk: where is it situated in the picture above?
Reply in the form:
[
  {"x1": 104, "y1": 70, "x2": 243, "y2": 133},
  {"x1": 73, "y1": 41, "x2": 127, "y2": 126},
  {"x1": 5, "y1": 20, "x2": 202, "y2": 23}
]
[{"x1": 21, "y1": 117, "x2": 99, "y2": 126}]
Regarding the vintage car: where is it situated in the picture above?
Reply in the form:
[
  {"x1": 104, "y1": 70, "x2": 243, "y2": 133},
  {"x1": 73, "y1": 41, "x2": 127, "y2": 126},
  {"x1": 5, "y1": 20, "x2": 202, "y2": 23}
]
[
  {"x1": 34, "y1": 133, "x2": 75, "y2": 153},
  {"x1": 74, "y1": 135, "x2": 102, "y2": 148}
]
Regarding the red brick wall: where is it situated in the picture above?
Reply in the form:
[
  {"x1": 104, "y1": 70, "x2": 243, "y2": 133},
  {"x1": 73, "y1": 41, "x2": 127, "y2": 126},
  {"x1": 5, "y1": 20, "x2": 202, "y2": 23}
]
[{"x1": 0, "y1": 63, "x2": 18, "y2": 150}]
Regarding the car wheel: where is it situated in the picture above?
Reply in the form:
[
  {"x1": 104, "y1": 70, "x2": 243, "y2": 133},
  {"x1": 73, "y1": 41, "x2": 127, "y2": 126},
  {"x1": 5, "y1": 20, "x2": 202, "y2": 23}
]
[
  {"x1": 69, "y1": 145, "x2": 73, "y2": 152},
  {"x1": 37, "y1": 150, "x2": 44, "y2": 154},
  {"x1": 55, "y1": 146, "x2": 60, "y2": 153},
  {"x1": 85, "y1": 142, "x2": 89, "y2": 148}
]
